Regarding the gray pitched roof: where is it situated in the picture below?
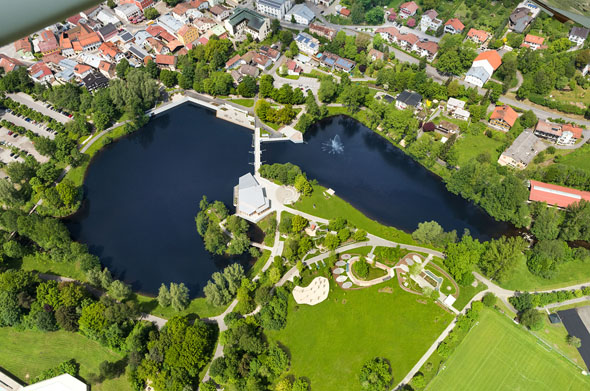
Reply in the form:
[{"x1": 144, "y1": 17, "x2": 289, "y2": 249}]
[
  {"x1": 228, "y1": 7, "x2": 266, "y2": 31},
  {"x1": 571, "y1": 26, "x2": 590, "y2": 39},
  {"x1": 466, "y1": 65, "x2": 491, "y2": 83},
  {"x1": 397, "y1": 90, "x2": 422, "y2": 107}
]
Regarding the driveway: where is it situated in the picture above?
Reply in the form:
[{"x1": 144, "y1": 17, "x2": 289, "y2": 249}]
[
  {"x1": 1, "y1": 111, "x2": 56, "y2": 139},
  {"x1": 7, "y1": 92, "x2": 72, "y2": 124}
]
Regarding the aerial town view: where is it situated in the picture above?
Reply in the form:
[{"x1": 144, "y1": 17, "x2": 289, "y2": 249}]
[{"x1": 3, "y1": 0, "x2": 590, "y2": 390}]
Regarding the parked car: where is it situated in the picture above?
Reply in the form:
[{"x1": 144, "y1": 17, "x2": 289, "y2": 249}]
[{"x1": 7, "y1": 131, "x2": 13, "y2": 136}]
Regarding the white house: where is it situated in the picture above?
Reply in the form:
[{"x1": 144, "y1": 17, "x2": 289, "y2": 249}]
[
  {"x1": 114, "y1": 3, "x2": 142, "y2": 22},
  {"x1": 225, "y1": 8, "x2": 270, "y2": 41},
  {"x1": 96, "y1": 8, "x2": 122, "y2": 27},
  {"x1": 420, "y1": 9, "x2": 441, "y2": 32},
  {"x1": 569, "y1": 26, "x2": 590, "y2": 46},
  {"x1": 464, "y1": 50, "x2": 502, "y2": 88},
  {"x1": 395, "y1": 90, "x2": 422, "y2": 110},
  {"x1": 256, "y1": 0, "x2": 292, "y2": 19},
  {"x1": 284, "y1": 3, "x2": 315, "y2": 25},
  {"x1": 294, "y1": 32, "x2": 319, "y2": 55}
]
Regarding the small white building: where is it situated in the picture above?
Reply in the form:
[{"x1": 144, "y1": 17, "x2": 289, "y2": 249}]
[
  {"x1": 569, "y1": 26, "x2": 590, "y2": 46},
  {"x1": 114, "y1": 3, "x2": 142, "y2": 22},
  {"x1": 419, "y1": 9, "x2": 441, "y2": 32},
  {"x1": 235, "y1": 173, "x2": 270, "y2": 221},
  {"x1": 284, "y1": 3, "x2": 315, "y2": 25},
  {"x1": 96, "y1": 8, "x2": 122, "y2": 27}
]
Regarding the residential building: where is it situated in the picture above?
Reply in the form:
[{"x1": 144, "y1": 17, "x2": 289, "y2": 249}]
[
  {"x1": 467, "y1": 28, "x2": 489, "y2": 44},
  {"x1": 239, "y1": 64, "x2": 260, "y2": 78},
  {"x1": 134, "y1": 30, "x2": 152, "y2": 46},
  {"x1": 172, "y1": 2, "x2": 195, "y2": 22},
  {"x1": 259, "y1": 46, "x2": 280, "y2": 61},
  {"x1": 225, "y1": 8, "x2": 270, "y2": 41},
  {"x1": 42, "y1": 52, "x2": 65, "y2": 66},
  {"x1": 82, "y1": 72, "x2": 109, "y2": 92},
  {"x1": 464, "y1": 50, "x2": 502, "y2": 88},
  {"x1": 444, "y1": 18, "x2": 464, "y2": 34},
  {"x1": 285, "y1": 59, "x2": 302, "y2": 75},
  {"x1": 412, "y1": 40, "x2": 438, "y2": 60},
  {"x1": 529, "y1": 180, "x2": 590, "y2": 208},
  {"x1": 385, "y1": 8, "x2": 397, "y2": 22},
  {"x1": 497, "y1": 130, "x2": 544, "y2": 169},
  {"x1": 79, "y1": 32, "x2": 102, "y2": 52},
  {"x1": 99, "y1": 42, "x2": 124, "y2": 62},
  {"x1": 489, "y1": 105, "x2": 518, "y2": 131},
  {"x1": 395, "y1": 90, "x2": 422, "y2": 110},
  {"x1": 318, "y1": 52, "x2": 355, "y2": 72},
  {"x1": 398, "y1": 32, "x2": 419, "y2": 49},
  {"x1": 399, "y1": 1, "x2": 418, "y2": 19},
  {"x1": 436, "y1": 120, "x2": 460, "y2": 134},
  {"x1": 119, "y1": 0, "x2": 154, "y2": 11},
  {"x1": 295, "y1": 32, "x2": 320, "y2": 55},
  {"x1": 98, "y1": 23, "x2": 118, "y2": 41},
  {"x1": 235, "y1": 173, "x2": 270, "y2": 221},
  {"x1": 158, "y1": 14, "x2": 185, "y2": 35},
  {"x1": 38, "y1": 29, "x2": 59, "y2": 55},
  {"x1": 368, "y1": 48, "x2": 384, "y2": 61},
  {"x1": 226, "y1": 54, "x2": 245, "y2": 69},
  {"x1": 447, "y1": 98, "x2": 465, "y2": 112},
  {"x1": 190, "y1": 0, "x2": 210, "y2": 11},
  {"x1": 252, "y1": 52, "x2": 272, "y2": 69},
  {"x1": 0, "y1": 54, "x2": 23, "y2": 73},
  {"x1": 194, "y1": 17, "x2": 217, "y2": 33},
  {"x1": 99, "y1": 60, "x2": 115, "y2": 78},
  {"x1": 420, "y1": 9, "x2": 441, "y2": 32},
  {"x1": 509, "y1": 7, "x2": 533, "y2": 33},
  {"x1": 309, "y1": 23, "x2": 336, "y2": 41},
  {"x1": 177, "y1": 25, "x2": 199, "y2": 46},
  {"x1": 74, "y1": 63, "x2": 92, "y2": 78},
  {"x1": 522, "y1": 34, "x2": 545, "y2": 50},
  {"x1": 534, "y1": 119, "x2": 583, "y2": 145},
  {"x1": 569, "y1": 26, "x2": 590, "y2": 46},
  {"x1": 14, "y1": 38, "x2": 33, "y2": 58},
  {"x1": 453, "y1": 107, "x2": 470, "y2": 121},
  {"x1": 284, "y1": 3, "x2": 315, "y2": 25},
  {"x1": 155, "y1": 54, "x2": 177, "y2": 70},
  {"x1": 311, "y1": 0, "x2": 333, "y2": 6},
  {"x1": 339, "y1": 8, "x2": 350, "y2": 17},
  {"x1": 80, "y1": 5, "x2": 100, "y2": 20},
  {"x1": 115, "y1": 3, "x2": 142, "y2": 22},
  {"x1": 376, "y1": 26, "x2": 400, "y2": 44},
  {"x1": 29, "y1": 61, "x2": 53, "y2": 83},
  {"x1": 96, "y1": 8, "x2": 122, "y2": 27},
  {"x1": 210, "y1": 5, "x2": 231, "y2": 21},
  {"x1": 256, "y1": 0, "x2": 293, "y2": 19}
]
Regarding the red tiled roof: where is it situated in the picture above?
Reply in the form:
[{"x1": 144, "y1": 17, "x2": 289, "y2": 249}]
[
  {"x1": 529, "y1": 180, "x2": 590, "y2": 208},
  {"x1": 74, "y1": 64, "x2": 91, "y2": 74},
  {"x1": 340, "y1": 8, "x2": 350, "y2": 16},
  {"x1": 400, "y1": 1, "x2": 418, "y2": 13},
  {"x1": 67, "y1": 14, "x2": 83, "y2": 25},
  {"x1": 491, "y1": 105, "x2": 518, "y2": 127},
  {"x1": 415, "y1": 40, "x2": 439, "y2": 55},
  {"x1": 225, "y1": 54, "x2": 242, "y2": 68},
  {"x1": 467, "y1": 28, "x2": 489, "y2": 43},
  {"x1": 99, "y1": 60, "x2": 113, "y2": 72},
  {"x1": 173, "y1": 2, "x2": 194, "y2": 15},
  {"x1": 79, "y1": 32, "x2": 101, "y2": 48},
  {"x1": 524, "y1": 34, "x2": 545, "y2": 45},
  {"x1": 29, "y1": 61, "x2": 52, "y2": 78},
  {"x1": 155, "y1": 54, "x2": 177, "y2": 65},
  {"x1": 562, "y1": 124, "x2": 583, "y2": 139},
  {"x1": 14, "y1": 37, "x2": 32, "y2": 53},
  {"x1": 400, "y1": 33, "x2": 419, "y2": 45},
  {"x1": 190, "y1": 0, "x2": 209, "y2": 8},
  {"x1": 42, "y1": 52, "x2": 65, "y2": 65},
  {"x1": 72, "y1": 41, "x2": 83, "y2": 52},
  {"x1": 445, "y1": 18, "x2": 464, "y2": 31},
  {"x1": 99, "y1": 42, "x2": 119, "y2": 58},
  {"x1": 0, "y1": 54, "x2": 23, "y2": 72},
  {"x1": 474, "y1": 50, "x2": 502, "y2": 70}
]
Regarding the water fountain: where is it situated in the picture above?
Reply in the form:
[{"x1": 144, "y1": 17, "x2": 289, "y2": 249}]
[{"x1": 321, "y1": 134, "x2": 344, "y2": 154}]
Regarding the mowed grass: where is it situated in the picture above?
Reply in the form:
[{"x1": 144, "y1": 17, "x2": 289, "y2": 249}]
[
  {"x1": 497, "y1": 254, "x2": 590, "y2": 291},
  {"x1": 426, "y1": 309, "x2": 590, "y2": 391},
  {"x1": 0, "y1": 328, "x2": 129, "y2": 391},
  {"x1": 453, "y1": 132, "x2": 504, "y2": 168},
  {"x1": 557, "y1": 144, "x2": 590, "y2": 173},
  {"x1": 267, "y1": 281, "x2": 453, "y2": 391},
  {"x1": 293, "y1": 184, "x2": 423, "y2": 246}
]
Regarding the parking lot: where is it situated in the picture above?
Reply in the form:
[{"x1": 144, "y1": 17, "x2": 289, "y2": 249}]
[
  {"x1": 0, "y1": 147, "x2": 24, "y2": 164},
  {"x1": 1, "y1": 112, "x2": 56, "y2": 139},
  {"x1": 7, "y1": 92, "x2": 72, "y2": 124},
  {"x1": 0, "y1": 127, "x2": 49, "y2": 163}
]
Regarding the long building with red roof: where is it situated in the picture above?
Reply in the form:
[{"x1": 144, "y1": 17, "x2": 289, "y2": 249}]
[{"x1": 529, "y1": 180, "x2": 590, "y2": 209}]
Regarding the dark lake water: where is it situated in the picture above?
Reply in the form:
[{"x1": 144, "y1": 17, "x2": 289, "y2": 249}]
[
  {"x1": 66, "y1": 104, "x2": 254, "y2": 296},
  {"x1": 263, "y1": 115, "x2": 510, "y2": 240},
  {"x1": 67, "y1": 105, "x2": 510, "y2": 296}
]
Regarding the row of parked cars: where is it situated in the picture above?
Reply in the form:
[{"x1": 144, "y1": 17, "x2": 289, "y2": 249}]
[{"x1": 4, "y1": 109, "x2": 59, "y2": 135}]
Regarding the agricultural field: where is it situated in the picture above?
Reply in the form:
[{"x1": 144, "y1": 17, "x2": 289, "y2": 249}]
[
  {"x1": 267, "y1": 281, "x2": 453, "y2": 391},
  {"x1": 426, "y1": 309, "x2": 590, "y2": 391}
]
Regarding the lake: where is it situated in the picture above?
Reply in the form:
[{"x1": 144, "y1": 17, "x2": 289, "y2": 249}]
[
  {"x1": 263, "y1": 115, "x2": 510, "y2": 239},
  {"x1": 68, "y1": 104, "x2": 509, "y2": 296},
  {"x1": 0, "y1": 0, "x2": 101, "y2": 46},
  {"x1": 66, "y1": 104, "x2": 254, "y2": 296}
]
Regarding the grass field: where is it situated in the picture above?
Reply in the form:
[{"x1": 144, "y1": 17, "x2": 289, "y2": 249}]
[
  {"x1": 557, "y1": 144, "x2": 590, "y2": 173},
  {"x1": 228, "y1": 98, "x2": 255, "y2": 108},
  {"x1": 496, "y1": 254, "x2": 590, "y2": 291},
  {"x1": 0, "y1": 328, "x2": 129, "y2": 391},
  {"x1": 426, "y1": 309, "x2": 590, "y2": 391},
  {"x1": 267, "y1": 281, "x2": 453, "y2": 391},
  {"x1": 293, "y1": 184, "x2": 425, "y2": 247},
  {"x1": 453, "y1": 132, "x2": 505, "y2": 168}
]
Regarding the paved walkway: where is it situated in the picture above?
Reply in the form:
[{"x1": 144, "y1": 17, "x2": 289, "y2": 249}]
[{"x1": 345, "y1": 256, "x2": 392, "y2": 287}]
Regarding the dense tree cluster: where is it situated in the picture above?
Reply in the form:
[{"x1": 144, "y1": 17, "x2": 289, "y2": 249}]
[{"x1": 203, "y1": 263, "x2": 245, "y2": 306}]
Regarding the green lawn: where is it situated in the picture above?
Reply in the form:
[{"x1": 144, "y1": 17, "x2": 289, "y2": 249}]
[
  {"x1": 135, "y1": 294, "x2": 225, "y2": 319},
  {"x1": 0, "y1": 328, "x2": 128, "y2": 391},
  {"x1": 497, "y1": 254, "x2": 590, "y2": 291},
  {"x1": 228, "y1": 98, "x2": 255, "y2": 108},
  {"x1": 248, "y1": 249, "x2": 271, "y2": 279},
  {"x1": 452, "y1": 281, "x2": 487, "y2": 311},
  {"x1": 557, "y1": 144, "x2": 590, "y2": 173},
  {"x1": 293, "y1": 184, "x2": 423, "y2": 246},
  {"x1": 453, "y1": 132, "x2": 504, "y2": 168},
  {"x1": 426, "y1": 309, "x2": 590, "y2": 391},
  {"x1": 268, "y1": 281, "x2": 453, "y2": 391}
]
